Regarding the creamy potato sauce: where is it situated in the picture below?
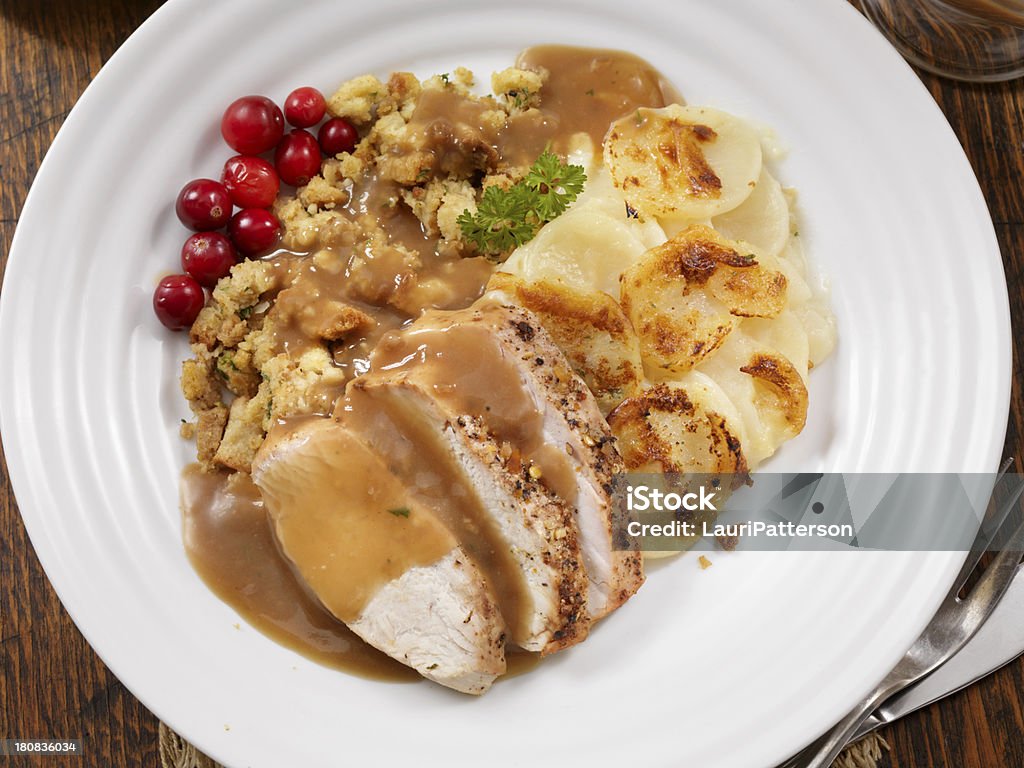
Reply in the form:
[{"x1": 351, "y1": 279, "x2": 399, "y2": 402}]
[{"x1": 181, "y1": 45, "x2": 676, "y2": 679}]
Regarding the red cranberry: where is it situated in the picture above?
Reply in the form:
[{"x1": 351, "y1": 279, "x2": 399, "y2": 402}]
[
  {"x1": 229, "y1": 208, "x2": 281, "y2": 256},
  {"x1": 181, "y1": 232, "x2": 238, "y2": 287},
  {"x1": 221, "y1": 155, "x2": 280, "y2": 209},
  {"x1": 153, "y1": 274, "x2": 205, "y2": 331},
  {"x1": 318, "y1": 117, "x2": 358, "y2": 156},
  {"x1": 274, "y1": 129, "x2": 322, "y2": 187},
  {"x1": 221, "y1": 95, "x2": 285, "y2": 155},
  {"x1": 284, "y1": 87, "x2": 326, "y2": 128},
  {"x1": 175, "y1": 179, "x2": 232, "y2": 231}
]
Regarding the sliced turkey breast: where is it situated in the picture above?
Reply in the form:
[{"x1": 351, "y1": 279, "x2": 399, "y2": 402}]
[
  {"x1": 345, "y1": 378, "x2": 589, "y2": 654},
  {"x1": 367, "y1": 300, "x2": 644, "y2": 621},
  {"x1": 483, "y1": 301, "x2": 645, "y2": 618},
  {"x1": 251, "y1": 416, "x2": 506, "y2": 694}
]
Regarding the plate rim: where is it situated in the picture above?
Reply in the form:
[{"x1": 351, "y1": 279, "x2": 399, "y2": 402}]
[{"x1": 0, "y1": 0, "x2": 1012, "y2": 765}]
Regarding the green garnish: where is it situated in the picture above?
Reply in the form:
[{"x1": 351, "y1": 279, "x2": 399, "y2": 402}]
[
  {"x1": 216, "y1": 351, "x2": 238, "y2": 375},
  {"x1": 389, "y1": 507, "x2": 411, "y2": 518},
  {"x1": 457, "y1": 150, "x2": 586, "y2": 258},
  {"x1": 509, "y1": 89, "x2": 532, "y2": 110},
  {"x1": 457, "y1": 184, "x2": 535, "y2": 255},
  {"x1": 524, "y1": 150, "x2": 587, "y2": 221},
  {"x1": 238, "y1": 305, "x2": 254, "y2": 320},
  {"x1": 440, "y1": 72, "x2": 450, "y2": 85}
]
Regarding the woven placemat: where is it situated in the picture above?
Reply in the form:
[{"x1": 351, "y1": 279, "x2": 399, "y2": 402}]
[{"x1": 158, "y1": 721, "x2": 890, "y2": 768}]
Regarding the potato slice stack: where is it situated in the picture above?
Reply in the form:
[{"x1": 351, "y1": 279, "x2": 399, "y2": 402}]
[{"x1": 489, "y1": 105, "x2": 837, "y2": 542}]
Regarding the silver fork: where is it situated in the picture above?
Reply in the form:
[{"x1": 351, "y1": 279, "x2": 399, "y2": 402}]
[{"x1": 778, "y1": 472, "x2": 1024, "y2": 768}]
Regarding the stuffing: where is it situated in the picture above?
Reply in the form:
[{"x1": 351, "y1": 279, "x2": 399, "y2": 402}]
[
  {"x1": 491, "y1": 66, "x2": 548, "y2": 111},
  {"x1": 375, "y1": 72, "x2": 422, "y2": 119},
  {"x1": 182, "y1": 61, "x2": 561, "y2": 470},
  {"x1": 189, "y1": 260, "x2": 277, "y2": 348},
  {"x1": 326, "y1": 74, "x2": 384, "y2": 124},
  {"x1": 298, "y1": 175, "x2": 349, "y2": 210}
]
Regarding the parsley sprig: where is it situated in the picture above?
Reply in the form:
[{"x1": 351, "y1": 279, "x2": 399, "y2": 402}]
[
  {"x1": 524, "y1": 150, "x2": 587, "y2": 220},
  {"x1": 457, "y1": 150, "x2": 586, "y2": 258},
  {"x1": 458, "y1": 185, "x2": 535, "y2": 256}
]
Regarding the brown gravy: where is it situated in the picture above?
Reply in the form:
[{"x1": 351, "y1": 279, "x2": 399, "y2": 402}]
[
  {"x1": 337, "y1": 302, "x2": 589, "y2": 644},
  {"x1": 258, "y1": 220, "x2": 492, "y2": 384},
  {"x1": 256, "y1": 417, "x2": 457, "y2": 624},
  {"x1": 181, "y1": 45, "x2": 679, "y2": 681},
  {"x1": 180, "y1": 464, "x2": 417, "y2": 681},
  {"x1": 369, "y1": 304, "x2": 581, "y2": 506},
  {"x1": 503, "y1": 649, "x2": 542, "y2": 679},
  {"x1": 407, "y1": 45, "x2": 677, "y2": 172},
  {"x1": 342, "y1": 384, "x2": 533, "y2": 643},
  {"x1": 517, "y1": 45, "x2": 682, "y2": 149}
]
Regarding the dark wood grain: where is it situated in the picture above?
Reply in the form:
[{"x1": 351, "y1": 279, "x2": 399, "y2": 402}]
[
  {"x1": 0, "y1": 4, "x2": 167, "y2": 766},
  {"x1": 0, "y1": 2, "x2": 1022, "y2": 767}
]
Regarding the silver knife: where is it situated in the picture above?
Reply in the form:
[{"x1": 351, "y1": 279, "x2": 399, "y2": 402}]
[{"x1": 853, "y1": 567, "x2": 1024, "y2": 739}]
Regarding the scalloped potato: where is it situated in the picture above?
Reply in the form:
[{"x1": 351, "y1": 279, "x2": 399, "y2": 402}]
[
  {"x1": 604, "y1": 105, "x2": 762, "y2": 222},
  {"x1": 608, "y1": 378, "x2": 749, "y2": 478},
  {"x1": 694, "y1": 331, "x2": 809, "y2": 466},
  {"x1": 500, "y1": 178, "x2": 660, "y2": 297},
  {"x1": 619, "y1": 225, "x2": 788, "y2": 374},
  {"x1": 712, "y1": 170, "x2": 790, "y2": 257},
  {"x1": 496, "y1": 89, "x2": 835, "y2": 555}
]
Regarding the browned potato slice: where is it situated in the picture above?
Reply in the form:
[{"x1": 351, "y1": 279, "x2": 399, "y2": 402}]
[
  {"x1": 696, "y1": 333, "x2": 809, "y2": 466},
  {"x1": 488, "y1": 272, "x2": 643, "y2": 414},
  {"x1": 620, "y1": 225, "x2": 787, "y2": 374},
  {"x1": 739, "y1": 352, "x2": 808, "y2": 441},
  {"x1": 604, "y1": 105, "x2": 762, "y2": 221},
  {"x1": 608, "y1": 375, "x2": 752, "y2": 559},
  {"x1": 607, "y1": 380, "x2": 749, "y2": 480}
]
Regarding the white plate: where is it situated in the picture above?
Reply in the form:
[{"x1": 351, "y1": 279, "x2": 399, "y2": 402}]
[{"x1": 0, "y1": 1, "x2": 1009, "y2": 766}]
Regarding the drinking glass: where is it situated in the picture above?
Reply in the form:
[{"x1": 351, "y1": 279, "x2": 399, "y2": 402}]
[{"x1": 859, "y1": 0, "x2": 1024, "y2": 82}]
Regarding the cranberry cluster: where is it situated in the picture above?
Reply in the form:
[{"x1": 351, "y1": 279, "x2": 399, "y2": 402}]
[{"x1": 153, "y1": 88, "x2": 358, "y2": 331}]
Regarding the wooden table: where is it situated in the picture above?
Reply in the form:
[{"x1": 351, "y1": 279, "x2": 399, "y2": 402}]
[{"x1": 1, "y1": 1, "x2": 1022, "y2": 766}]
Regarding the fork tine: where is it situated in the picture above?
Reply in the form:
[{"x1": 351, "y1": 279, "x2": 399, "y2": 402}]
[
  {"x1": 957, "y1": 511, "x2": 1024, "y2": 634},
  {"x1": 953, "y1": 463, "x2": 1023, "y2": 594}
]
